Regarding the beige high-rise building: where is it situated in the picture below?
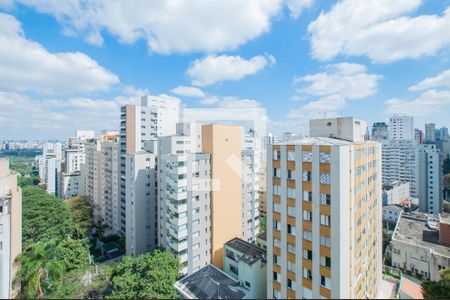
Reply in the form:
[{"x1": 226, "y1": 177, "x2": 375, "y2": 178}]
[
  {"x1": 0, "y1": 158, "x2": 22, "y2": 299},
  {"x1": 267, "y1": 117, "x2": 382, "y2": 299},
  {"x1": 202, "y1": 124, "x2": 242, "y2": 269}
]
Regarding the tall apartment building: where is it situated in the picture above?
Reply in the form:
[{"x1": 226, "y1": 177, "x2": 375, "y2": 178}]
[
  {"x1": 267, "y1": 117, "x2": 382, "y2": 299},
  {"x1": 37, "y1": 142, "x2": 63, "y2": 196},
  {"x1": 414, "y1": 129, "x2": 423, "y2": 145},
  {"x1": 371, "y1": 122, "x2": 389, "y2": 141},
  {"x1": 80, "y1": 133, "x2": 120, "y2": 232},
  {"x1": 119, "y1": 95, "x2": 180, "y2": 251},
  {"x1": 0, "y1": 158, "x2": 22, "y2": 299},
  {"x1": 381, "y1": 140, "x2": 418, "y2": 197},
  {"x1": 388, "y1": 115, "x2": 414, "y2": 140},
  {"x1": 425, "y1": 123, "x2": 436, "y2": 143},
  {"x1": 417, "y1": 144, "x2": 443, "y2": 214},
  {"x1": 202, "y1": 124, "x2": 243, "y2": 269}
]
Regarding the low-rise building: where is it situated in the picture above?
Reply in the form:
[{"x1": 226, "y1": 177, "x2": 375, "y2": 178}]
[
  {"x1": 223, "y1": 238, "x2": 267, "y2": 299},
  {"x1": 174, "y1": 264, "x2": 250, "y2": 299},
  {"x1": 383, "y1": 181, "x2": 410, "y2": 206},
  {"x1": 256, "y1": 232, "x2": 267, "y2": 250},
  {"x1": 383, "y1": 205, "x2": 403, "y2": 227},
  {"x1": 391, "y1": 212, "x2": 450, "y2": 281},
  {"x1": 398, "y1": 274, "x2": 424, "y2": 299}
]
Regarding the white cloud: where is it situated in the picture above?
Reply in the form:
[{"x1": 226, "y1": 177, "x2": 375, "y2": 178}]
[
  {"x1": 199, "y1": 96, "x2": 220, "y2": 105},
  {"x1": 171, "y1": 86, "x2": 205, "y2": 98},
  {"x1": 10, "y1": 0, "x2": 284, "y2": 54},
  {"x1": 409, "y1": 69, "x2": 450, "y2": 91},
  {"x1": 217, "y1": 97, "x2": 261, "y2": 108},
  {"x1": 0, "y1": 89, "x2": 179, "y2": 139},
  {"x1": 286, "y1": 0, "x2": 314, "y2": 18},
  {"x1": 187, "y1": 54, "x2": 275, "y2": 86},
  {"x1": 308, "y1": 0, "x2": 450, "y2": 63},
  {"x1": 385, "y1": 89, "x2": 450, "y2": 117},
  {"x1": 0, "y1": 13, "x2": 119, "y2": 95},
  {"x1": 294, "y1": 63, "x2": 382, "y2": 100}
]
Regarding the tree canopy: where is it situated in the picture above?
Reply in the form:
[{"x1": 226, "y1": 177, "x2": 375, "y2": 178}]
[
  {"x1": 422, "y1": 267, "x2": 450, "y2": 300},
  {"x1": 108, "y1": 249, "x2": 181, "y2": 299},
  {"x1": 65, "y1": 196, "x2": 94, "y2": 237},
  {"x1": 22, "y1": 186, "x2": 76, "y2": 248}
]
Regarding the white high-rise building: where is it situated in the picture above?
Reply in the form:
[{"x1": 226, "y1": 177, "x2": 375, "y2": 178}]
[
  {"x1": 381, "y1": 140, "x2": 418, "y2": 197},
  {"x1": 388, "y1": 115, "x2": 414, "y2": 140},
  {"x1": 425, "y1": 123, "x2": 436, "y2": 143},
  {"x1": 119, "y1": 95, "x2": 180, "y2": 249},
  {"x1": 417, "y1": 144, "x2": 443, "y2": 215},
  {"x1": 0, "y1": 158, "x2": 22, "y2": 299},
  {"x1": 158, "y1": 124, "x2": 211, "y2": 274},
  {"x1": 37, "y1": 142, "x2": 63, "y2": 196}
]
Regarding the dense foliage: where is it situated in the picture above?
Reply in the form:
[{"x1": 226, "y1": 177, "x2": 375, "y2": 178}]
[
  {"x1": 0, "y1": 149, "x2": 42, "y2": 158},
  {"x1": 16, "y1": 188, "x2": 92, "y2": 298},
  {"x1": 65, "y1": 196, "x2": 94, "y2": 237},
  {"x1": 259, "y1": 215, "x2": 266, "y2": 232},
  {"x1": 422, "y1": 268, "x2": 450, "y2": 300},
  {"x1": 22, "y1": 186, "x2": 76, "y2": 248},
  {"x1": 108, "y1": 249, "x2": 181, "y2": 299},
  {"x1": 444, "y1": 158, "x2": 450, "y2": 175}
]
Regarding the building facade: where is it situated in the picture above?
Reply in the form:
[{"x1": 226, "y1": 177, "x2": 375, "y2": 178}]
[
  {"x1": 417, "y1": 144, "x2": 443, "y2": 215},
  {"x1": 0, "y1": 158, "x2": 22, "y2": 299},
  {"x1": 388, "y1": 115, "x2": 414, "y2": 140},
  {"x1": 425, "y1": 123, "x2": 436, "y2": 143},
  {"x1": 382, "y1": 181, "x2": 410, "y2": 206},
  {"x1": 267, "y1": 117, "x2": 382, "y2": 299},
  {"x1": 371, "y1": 122, "x2": 389, "y2": 141}
]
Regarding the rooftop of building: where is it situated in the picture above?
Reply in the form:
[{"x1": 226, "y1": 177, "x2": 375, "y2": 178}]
[
  {"x1": 393, "y1": 212, "x2": 450, "y2": 257},
  {"x1": 439, "y1": 213, "x2": 450, "y2": 225},
  {"x1": 256, "y1": 231, "x2": 266, "y2": 242},
  {"x1": 277, "y1": 136, "x2": 375, "y2": 146},
  {"x1": 383, "y1": 181, "x2": 409, "y2": 190},
  {"x1": 225, "y1": 237, "x2": 266, "y2": 265},
  {"x1": 174, "y1": 264, "x2": 249, "y2": 299},
  {"x1": 383, "y1": 205, "x2": 403, "y2": 213},
  {"x1": 399, "y1": 275, "x2": 424, "y2": 299}
]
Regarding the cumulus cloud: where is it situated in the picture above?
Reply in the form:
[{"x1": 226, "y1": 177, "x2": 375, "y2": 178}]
[
  {"x1": 187, "y1": 54, "x2": 275, "y2": 86},
  {"x1": 294, "y1": 63, "x2": 382, "y2": 100},
  {"x1": 171, "y1": 86, "x2": 205, "y2": 98},
  {"x1": 8, "y1": 0, "x2": 284, "y2": 54},
  {"x1": 308, "y1": 0, "x2": 450, "y2": 63},
  {"x1": 0, "y1": 88, "x2": 179, "y2": 139},
  {"x1": 0, "y1": 12, "x2": 118, "y2": 95},
  {"x1": 286, "y1": 0, "x2": 314, "y2": 18},
  {"x1": 409, "y1": 69, "x2": 450, "y2": 91},
  {"x1": 385, "y1": 89, "x2": 450, "y2": 117}
]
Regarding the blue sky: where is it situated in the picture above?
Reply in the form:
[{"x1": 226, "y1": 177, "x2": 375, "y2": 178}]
[{"x1": 1, "y1": 0, "x2": 450, "y2": 140}]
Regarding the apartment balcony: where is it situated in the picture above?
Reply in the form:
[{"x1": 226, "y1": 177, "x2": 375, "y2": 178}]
[
  {"x1": 167, "y1": 166, "x2": 188, "y2": 175},
  {"x1": 167, "y1": 190, "x2": 188, "y2": 200},
  {"x1": 167, "y1": 202, "x2": 188, "y2": 214},
  {"x1": 169, "y1": 226, "x2": 188, "y2": 240},
  {"x1": 167, "y1": 236, "x2": 188, "y2": 253}
]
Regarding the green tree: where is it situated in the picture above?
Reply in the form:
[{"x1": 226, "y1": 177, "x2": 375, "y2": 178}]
[
  {"x1": 65, "y1": 196, "x2": 94, "y2": 237},
  {"x1": 15, "y1": 240, "x2": 65, "y2": 299},
  {"x1": 444, "y1": 158, "x2": 450, "y2": 175},
  {"x1": 108, "y1": 249, "x2": 181, "y2": 299},
  {"x1": 54, "y1": 239, "x2": 91, "y2": 271},
  {"x1": 259, "y1": 215, "x2": 267, "y2": 232},
  {"x1": 22, "y1": 186, "x2": 76, "y2": 248},
  {"x1": 422, "y1": 267, "x2": 450, "y2": 299},
  {"x1": 17, "y1": 175, "x2": 40, "y2": 188}
]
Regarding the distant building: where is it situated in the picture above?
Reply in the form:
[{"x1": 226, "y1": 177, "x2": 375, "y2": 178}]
[
  {"x1": 256, "y1": 232, "x2": 267, "y2": 250},
  {"x1": 425, "y1": 123, "x2": 436, "y2": 143},
  {"x1": 417, "y1": 144, "x2": 443, "y2": 215},
  {"x1": 383, "y1": 181, "x2": 410, "y2": 206},
  {"x1": 382, "y1": 205, "x2": 403, "y2": 226},
  {"x1": 435, "y1": 127, "x2": 448, "y2": 142},
  {"x1": 174, "y1": 264, "x2": 250, "y2": 299},
  {"x1": 439, "y1": 213, "x2": 450, "y2": 247},
  {"x1": 0, "y1": 158, "x2": 22, "y2": 299},
  {"x1": 388, "y1": 115, "x2": 414, "y2": 140},
  {"x1": 223, "y1": 238, "x2": 267, "y2": 299},
  {"x1": 371, "y1": 122, "x2": 389, "y2": 141},
  {"x1": 391, "y1": 212, "x2": 450, "y2": 281},
  {"x1": 414, "y1": 129, "x2": 423, "y2": 145}
]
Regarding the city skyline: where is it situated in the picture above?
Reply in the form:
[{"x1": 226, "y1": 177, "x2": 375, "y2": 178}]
[{"x1": 1, "y1": 1, "x2": 450, "y2": 140}]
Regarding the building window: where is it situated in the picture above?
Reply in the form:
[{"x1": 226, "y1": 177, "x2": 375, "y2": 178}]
[
  {"x1": 303, "y1": 230, "x2": 312, "y2": 241},
  {"x1": 320, "y1": 173, "x2": 330, "y2": 185},
  {"x1": 245, "y1": 281, "x2": 251, "y2": 288},
  {"x1": 287, "y1": 206, "x2": 296, "y2": 216},
  {"x1": 273, "y1": 220, "x2": 281, "y2": 230},
  {"x1": 273, "y1": 289, "x2": 281, "y2": 298},
  {"x1": 287, "y1": 169, "x2": 293, "y2": 179},
  {"x1": 273, "y1": 185, "x2": 281, "y2": 196},
  {"x1": 303, "y1": 268, "x2": 312, "y2": 280},
  {"x1": 320, "y1": 194, "x2": 331, "y2": 205},
  {"x1": 274, "y1": 168, "x2": 280, "y2": 177},
  {"x1": 287, "y1": 188, "x2": 295, "y2": 198},
  {"x1": 287, "y1": 243, "x2": 295, "y2": 253},
  {"x1": 320, "y1": 256, "x2": 331, "y2": 268},
  {"x1": 320, "y1": 214, "x2": 331, "y2": 227},
  {"x1": 321, "y1": 275, "x2": 330, "y2": 288},
  {"x1": 302, "y1": 171, "x2": 312, "y2": 182},
  {"x1": 274, "y1": 203, "x2": 281, "y2": 213},
  {"x1": 287, "y1": 260, "x2": 295, "y2": 272},
  {"x1": 287, "y1": 224, "x2": 296, "y2": 235},
  {"x1": 302, "y1": 151, "x2": 312, "y2": 162},
  {"x1": 288, "y1": 279, "x2": 295, "y2": 291},
  {"x1": 303, "y1": 249, "x2": 312, "y2": 260},
  {"x1": 274, "y1": 238, "x2": 281, "y2": 248},
  {"x1": 319, "y1": 152, "x2": 331, "y2": 163},
  {"x1": 273, "y1": 271, "x2": 280, "y2": 282},
  {"x1": 320, "y1": 235, "x2": 331, "y2": 248},
  {"x1": 303, "y1": 191, "x2": 312, "y2": 202},
  {"x1": 230, "y1": 265, "x2": 239, "y2": 275},
  {"x1": 274, "y1": 150, "x2": 281, "y2": 160},
  {"x1": 287, "y1": 151, "x2": 295, "y2": 161},
  {"x1": 273, "y1": 255, "x2": 279, "y2": 264},
  {"x1": 303, "y1": 210, "x2": 312, "y2": 222}
]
